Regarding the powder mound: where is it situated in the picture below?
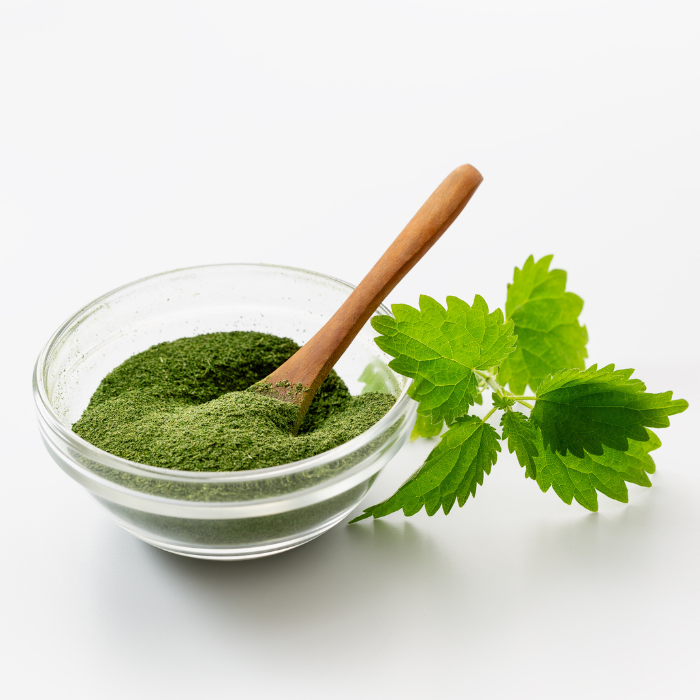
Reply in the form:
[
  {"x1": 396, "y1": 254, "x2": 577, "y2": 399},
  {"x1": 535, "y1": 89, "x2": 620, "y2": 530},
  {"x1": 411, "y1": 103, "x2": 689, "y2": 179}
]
[
  {"x1": 83, "y1": 330, "x2": 352, "y2": 434},
  {"x1": 73, "y1": 331, "x2": 396, "y2": 472}
]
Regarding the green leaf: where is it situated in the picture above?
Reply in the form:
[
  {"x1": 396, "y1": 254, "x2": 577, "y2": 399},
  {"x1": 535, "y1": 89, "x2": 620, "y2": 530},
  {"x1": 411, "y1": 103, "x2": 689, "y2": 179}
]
[
  {"x1": 533, "y1": 427, "x2": 662, "y2": 511},
  {"x1": 532, "y1": 364, "x2": 689, "y2": 457},
  {"x1": 410, "y1": 413, "x2": 444, "y2": 442},
  {"x1": 500, "y1": 411, "x2": 539, "y2": 478},
  {"x1": 499, "y1": 255, "x2": 588, "y2": 394},
  {"x1": 371, "y1": 295, "x2": 517, "y2": 425},
  {"x1": 357, "y1": 358, "x2": 399, "y2": 395},
  {"x1": 492, "y1": 394, "x2": 515, "y2": 410},
  {"x1": 350, "y1": 416, "x2": 500, "y2": 521}
]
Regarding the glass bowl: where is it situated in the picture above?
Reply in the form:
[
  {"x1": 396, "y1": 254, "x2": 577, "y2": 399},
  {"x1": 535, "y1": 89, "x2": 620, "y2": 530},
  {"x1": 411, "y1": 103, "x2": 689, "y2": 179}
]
[{"x1": 33, "y1": 264, "x2": 415, "y2": 560}]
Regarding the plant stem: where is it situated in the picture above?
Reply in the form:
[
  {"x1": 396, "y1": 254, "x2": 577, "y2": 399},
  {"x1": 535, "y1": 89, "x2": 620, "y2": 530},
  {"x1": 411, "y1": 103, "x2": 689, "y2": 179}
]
[
  {"x1": 481, "y1": 406, "x2": 498, "y2": 423},
  {"x1": 473, "y1": 372, "x2": 534, "y2": 409}
]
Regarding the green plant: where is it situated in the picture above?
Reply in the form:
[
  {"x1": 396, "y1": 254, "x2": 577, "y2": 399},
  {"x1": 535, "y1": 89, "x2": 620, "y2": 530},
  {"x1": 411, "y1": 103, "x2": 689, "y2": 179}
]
[{"x1": 351, "y1": 255, "x2": 688, "y2": 520}]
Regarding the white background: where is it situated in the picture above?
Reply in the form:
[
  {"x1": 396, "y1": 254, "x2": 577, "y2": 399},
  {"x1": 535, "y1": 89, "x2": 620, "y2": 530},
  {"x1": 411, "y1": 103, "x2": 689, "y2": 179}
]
[{"x1": 1, "y1": 1, "x2": 698, "y2": 698}]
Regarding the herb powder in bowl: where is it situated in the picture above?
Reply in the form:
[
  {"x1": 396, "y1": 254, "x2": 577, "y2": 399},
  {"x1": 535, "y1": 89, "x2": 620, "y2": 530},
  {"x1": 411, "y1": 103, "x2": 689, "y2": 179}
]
[
  {"x1": 72, "y1": 331, "x2": 396, "y2": 472},
  {"x1": 34, "y1": 264, "x2": 415, "y2": 559}
]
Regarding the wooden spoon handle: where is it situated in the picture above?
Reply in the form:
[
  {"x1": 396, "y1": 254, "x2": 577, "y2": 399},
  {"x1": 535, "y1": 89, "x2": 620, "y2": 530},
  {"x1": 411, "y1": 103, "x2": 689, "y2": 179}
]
[{"x1": 264, "y1": 164, "x2": 483, "y2": 408}]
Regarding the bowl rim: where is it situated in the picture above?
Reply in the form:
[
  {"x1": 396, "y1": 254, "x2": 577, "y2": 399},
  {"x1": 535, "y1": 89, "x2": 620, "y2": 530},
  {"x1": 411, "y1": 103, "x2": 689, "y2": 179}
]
[{"x1": 33, "y1": 262, "x2": 415, "y2": 484}]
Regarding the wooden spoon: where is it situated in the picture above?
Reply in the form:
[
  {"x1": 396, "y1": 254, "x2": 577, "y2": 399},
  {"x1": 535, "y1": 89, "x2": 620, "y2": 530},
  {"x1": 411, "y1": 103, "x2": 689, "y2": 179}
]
[{"x1": 255, "y1": 164, "x2": 483, "y2": 430}]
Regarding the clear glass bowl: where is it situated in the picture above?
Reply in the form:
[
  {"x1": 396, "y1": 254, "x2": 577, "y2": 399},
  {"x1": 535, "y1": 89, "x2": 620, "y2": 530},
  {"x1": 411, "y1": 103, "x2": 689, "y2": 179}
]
[{"x1": 33, "y1": 264, "x2": 415, "y2": 560}]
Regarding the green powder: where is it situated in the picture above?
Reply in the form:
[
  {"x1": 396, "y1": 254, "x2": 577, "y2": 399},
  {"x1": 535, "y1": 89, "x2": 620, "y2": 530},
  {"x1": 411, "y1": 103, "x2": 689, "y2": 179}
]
[{"x1": 73, "y1": 331, "x2": 395, "y2": 471}]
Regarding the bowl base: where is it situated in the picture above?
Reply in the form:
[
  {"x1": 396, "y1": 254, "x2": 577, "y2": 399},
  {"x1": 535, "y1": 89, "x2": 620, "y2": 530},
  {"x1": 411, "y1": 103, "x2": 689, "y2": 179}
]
[{"x1": 110, "y1": 506, "x2": 353, "y2": 560}]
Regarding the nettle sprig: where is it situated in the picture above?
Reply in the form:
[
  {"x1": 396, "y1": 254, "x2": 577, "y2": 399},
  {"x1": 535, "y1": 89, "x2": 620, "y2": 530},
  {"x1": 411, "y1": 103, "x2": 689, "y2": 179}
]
[{"x1": 351, "y1": 255, "x2": 688, "y2": 521}]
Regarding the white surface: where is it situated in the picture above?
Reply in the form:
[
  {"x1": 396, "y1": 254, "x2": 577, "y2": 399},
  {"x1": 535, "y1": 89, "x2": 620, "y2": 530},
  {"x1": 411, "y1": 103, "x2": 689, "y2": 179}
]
[{"x1": 1, "y1": 2, "x2": 698, "y2": 698}]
